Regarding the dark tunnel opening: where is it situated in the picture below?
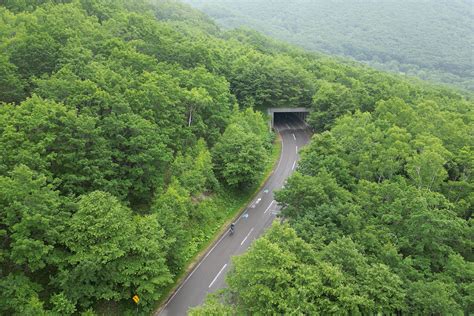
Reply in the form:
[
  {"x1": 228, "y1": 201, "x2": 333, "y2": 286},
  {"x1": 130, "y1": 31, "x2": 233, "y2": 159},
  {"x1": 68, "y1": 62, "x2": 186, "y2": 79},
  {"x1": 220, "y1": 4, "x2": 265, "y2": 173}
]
[{"x1": 272, "y1": 111, "x2": 309, "y2": 130}]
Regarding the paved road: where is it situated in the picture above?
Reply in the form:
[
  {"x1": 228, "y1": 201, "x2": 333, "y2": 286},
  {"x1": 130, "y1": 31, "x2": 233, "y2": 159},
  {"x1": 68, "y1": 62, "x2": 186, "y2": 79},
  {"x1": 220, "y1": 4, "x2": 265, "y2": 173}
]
[{"x1": 157, "y1": 114, "x2": 312, "y2": 316}]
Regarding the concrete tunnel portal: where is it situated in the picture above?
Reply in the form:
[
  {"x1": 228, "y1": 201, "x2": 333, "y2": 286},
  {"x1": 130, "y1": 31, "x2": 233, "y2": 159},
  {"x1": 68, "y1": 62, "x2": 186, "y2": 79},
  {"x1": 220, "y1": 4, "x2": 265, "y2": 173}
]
[{"x1": 268, "y1": 107, "x2": 310, "y2": 129}]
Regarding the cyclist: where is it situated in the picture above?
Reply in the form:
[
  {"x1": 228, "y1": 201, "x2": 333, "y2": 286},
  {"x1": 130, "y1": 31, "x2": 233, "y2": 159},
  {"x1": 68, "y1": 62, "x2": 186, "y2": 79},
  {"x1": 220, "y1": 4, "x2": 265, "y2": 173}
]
[{"x1": 230, "y1": 222, "x2": 235, "y2": 234}]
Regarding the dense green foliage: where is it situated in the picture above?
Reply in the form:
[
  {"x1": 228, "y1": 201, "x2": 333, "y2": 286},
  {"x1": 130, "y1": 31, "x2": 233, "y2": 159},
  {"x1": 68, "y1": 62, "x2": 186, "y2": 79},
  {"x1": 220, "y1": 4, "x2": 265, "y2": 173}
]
[
  {"x1": 1, "y1": 0, "x2": 472, "y2": 315},
  {"x1": 213, "y1": 108, "x2": 272, "y2": 188},
  {"x1": 0, "y1": 0, "x2": 276, "y2": 314},
  {"x1": 184, "y1": 0, "x2": 474, "y2": 91}
]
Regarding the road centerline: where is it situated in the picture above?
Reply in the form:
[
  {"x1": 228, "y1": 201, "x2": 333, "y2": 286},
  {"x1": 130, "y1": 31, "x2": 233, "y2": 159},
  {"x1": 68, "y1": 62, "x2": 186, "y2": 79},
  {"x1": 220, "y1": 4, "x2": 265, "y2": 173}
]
[
  {"x1": 209, "y1": 264, "x2": 227, "y2": 288},
  {"x1": 240, "y1": 227, "x2": 255, "y2": 246},
  {"x1": 264, "y1": 200, "x2": 275, "y2": 214}
]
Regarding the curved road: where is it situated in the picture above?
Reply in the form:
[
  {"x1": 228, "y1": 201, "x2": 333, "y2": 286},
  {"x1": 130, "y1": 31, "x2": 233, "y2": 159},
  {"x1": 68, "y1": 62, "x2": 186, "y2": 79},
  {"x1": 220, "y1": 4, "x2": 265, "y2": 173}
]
[{"x1": 158, "y1": 114, "x2": 312, "y2": 316}]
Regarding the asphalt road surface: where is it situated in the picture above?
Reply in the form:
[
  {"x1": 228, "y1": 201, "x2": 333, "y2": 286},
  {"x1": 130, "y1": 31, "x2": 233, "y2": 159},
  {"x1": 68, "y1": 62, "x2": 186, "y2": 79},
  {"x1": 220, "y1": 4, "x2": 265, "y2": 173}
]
[{"x1": 157, "y1": 113, "x2": 312, "y2": 316}]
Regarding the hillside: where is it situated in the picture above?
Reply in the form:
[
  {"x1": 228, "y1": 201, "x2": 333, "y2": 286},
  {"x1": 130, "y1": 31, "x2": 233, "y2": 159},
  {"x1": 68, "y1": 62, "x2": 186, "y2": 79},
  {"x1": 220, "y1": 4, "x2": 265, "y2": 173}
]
[
  {"x1": 0, "y1": 0, "x2": 472, "y2": 315},
  {"x1": 184, "y1": 0, "x2": 474, "y2": 91}
]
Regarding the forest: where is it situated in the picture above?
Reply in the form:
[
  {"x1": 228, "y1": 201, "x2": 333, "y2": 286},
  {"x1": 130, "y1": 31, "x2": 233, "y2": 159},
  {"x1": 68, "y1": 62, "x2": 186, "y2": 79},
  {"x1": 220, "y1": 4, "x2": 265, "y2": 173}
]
[
  {"x1": 184, "y1": 0, "x2": 474, "y2": 91},
  {"x1": 0, "y1": 0, "x2": 472, "y2": 315}
]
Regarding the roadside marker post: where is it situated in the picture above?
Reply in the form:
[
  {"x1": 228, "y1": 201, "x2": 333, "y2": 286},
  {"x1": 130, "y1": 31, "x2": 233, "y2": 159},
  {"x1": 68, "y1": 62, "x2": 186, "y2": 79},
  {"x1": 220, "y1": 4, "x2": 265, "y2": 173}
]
[{"x1": 133, "y1": 295, "x2": 140, "y2": 314}]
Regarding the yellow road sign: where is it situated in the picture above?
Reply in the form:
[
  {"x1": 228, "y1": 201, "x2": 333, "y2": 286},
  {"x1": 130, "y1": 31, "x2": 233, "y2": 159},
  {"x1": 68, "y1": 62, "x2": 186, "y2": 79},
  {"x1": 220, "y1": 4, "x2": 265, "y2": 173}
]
[{"x1": 132, "y1": 295, "x2": 140, "y2": 304}]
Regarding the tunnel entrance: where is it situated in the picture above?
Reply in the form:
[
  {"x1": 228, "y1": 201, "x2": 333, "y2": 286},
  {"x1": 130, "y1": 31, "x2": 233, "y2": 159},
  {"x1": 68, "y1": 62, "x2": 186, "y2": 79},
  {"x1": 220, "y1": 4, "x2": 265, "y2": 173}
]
[{"x1": 268, "y1": 107, "x2": 310, "y2": 129}]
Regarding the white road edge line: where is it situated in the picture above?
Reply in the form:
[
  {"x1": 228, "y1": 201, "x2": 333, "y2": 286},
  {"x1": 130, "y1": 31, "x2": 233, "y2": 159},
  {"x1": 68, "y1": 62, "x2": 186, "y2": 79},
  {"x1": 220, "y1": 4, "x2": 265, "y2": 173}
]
[
  {"x1": 209, "y1": 264, "x2": 227, "y2": 288},
  {"x1": 296, "y1": 146, "x2": 298, "y2": 153},
  {"x1": 240, "y1": 228, "x2": 255, "y2": 246},
  {"x1": 264, "y1": 200, "x2": 275, "y2": 214},
  {"x1": 292, "y1": 133, "x2": 296, "y2": 140},
  {"x1": 292, "y1": 161, "x2": 296, "y2": 170}
]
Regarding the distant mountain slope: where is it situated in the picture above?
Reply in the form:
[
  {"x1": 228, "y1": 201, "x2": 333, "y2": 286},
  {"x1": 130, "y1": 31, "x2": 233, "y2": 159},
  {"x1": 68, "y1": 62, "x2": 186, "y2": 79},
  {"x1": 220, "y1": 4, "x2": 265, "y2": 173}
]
[{"x1": 183, "y1": 0, "x2": 474, "y2": 91}]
